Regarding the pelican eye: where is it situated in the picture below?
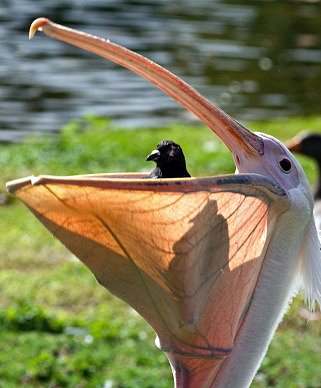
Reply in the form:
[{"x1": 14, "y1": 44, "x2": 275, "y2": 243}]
[{"x1": 279, "y1": 158, "x2": 292, "y2": 173}]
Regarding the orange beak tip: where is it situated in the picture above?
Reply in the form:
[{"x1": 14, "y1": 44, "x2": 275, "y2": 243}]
[
  {"x1": 285, "y1": 137, "x2": 302, "y2": 153},
  {"x1": 29, "y1": 17, "x2": 50, "y2": 40}
]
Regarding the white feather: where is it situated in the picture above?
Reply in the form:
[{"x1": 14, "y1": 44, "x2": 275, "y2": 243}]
[{"x1": 298, "y1": 219, "x2": 321, "y2": 311}]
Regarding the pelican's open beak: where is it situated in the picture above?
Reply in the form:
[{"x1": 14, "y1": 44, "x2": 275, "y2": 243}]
[
  {"x1": 29, "y1": 18, "x2": 264, "y2": 161},
  {"x1": 26, "y1": 19, "x2": 282, "y2": 387}
]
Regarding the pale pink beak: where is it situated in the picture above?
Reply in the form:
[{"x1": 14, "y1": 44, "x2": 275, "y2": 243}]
[
  {"x1": 29, "y1": 17, "x2": 264, "y2": 159},
  {"x1": 20, "y1": 18, "x2": 285, "y2": 388}
]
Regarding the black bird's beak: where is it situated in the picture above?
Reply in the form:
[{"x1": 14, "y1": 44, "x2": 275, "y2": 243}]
[{"x1": 146, "y1": 149, "x2": 160, "y2": 162}]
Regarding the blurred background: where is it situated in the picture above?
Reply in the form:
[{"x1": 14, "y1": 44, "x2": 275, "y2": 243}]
[{"x1": 1, "y1": 0, "x2": 321, "y2": 141}]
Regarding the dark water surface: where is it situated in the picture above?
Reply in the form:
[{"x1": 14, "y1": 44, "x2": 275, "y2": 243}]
[{"x1": 1, "y1": 0, "x2": 321, "y2": 141}]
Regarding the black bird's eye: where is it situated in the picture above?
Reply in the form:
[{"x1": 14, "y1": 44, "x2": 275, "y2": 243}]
[{"x1": 279, "y1": 158, "x2": 292, "y2": 173}]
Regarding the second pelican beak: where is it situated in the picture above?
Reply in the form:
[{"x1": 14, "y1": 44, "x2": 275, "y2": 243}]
[{"x1": 286, "y1": 136, "x2": 303, "y2": 153}]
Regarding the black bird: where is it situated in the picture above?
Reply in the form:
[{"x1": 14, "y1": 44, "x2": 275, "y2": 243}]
[
  {"x1": 287, "y1": 132, "x2": 321, "y2": 228},
  {"x1": 146, "y1": 140, "x2": 191, "y2": 179}
]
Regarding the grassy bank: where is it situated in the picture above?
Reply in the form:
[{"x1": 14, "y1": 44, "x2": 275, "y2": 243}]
[{"x1": 1, "y1": 115, "x2": 321, "y2": 387}]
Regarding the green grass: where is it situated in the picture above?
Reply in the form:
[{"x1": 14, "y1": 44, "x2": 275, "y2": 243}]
[{"x1": 1, "y1": 115, "x2": 321, "y2": 387}]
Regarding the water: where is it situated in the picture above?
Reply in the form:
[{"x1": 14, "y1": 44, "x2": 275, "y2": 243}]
[{"x1": 1, "y1": 0, "x2": 321, "y2": 141}]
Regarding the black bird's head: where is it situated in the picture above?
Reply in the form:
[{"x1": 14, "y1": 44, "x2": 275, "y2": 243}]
[{"x1": 146, "y1": 140, "x2": 190, "y2": 178}]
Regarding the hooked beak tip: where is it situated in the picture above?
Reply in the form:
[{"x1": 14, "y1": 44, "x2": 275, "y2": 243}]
[
  {"x1": 146, "y1": 149, "x2": 160, "y2": 162},
  {"x1": 29, "y1": 17, "x2": 50, "y2": 40}
]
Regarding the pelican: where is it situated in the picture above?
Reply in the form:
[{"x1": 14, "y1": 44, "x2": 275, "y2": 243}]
[
  {"x1": 287, "y1": 133, "x2": 321, "y2": 230},
  {"x1": 6, "y1": 19, "x2": 321, "y2": 387}
]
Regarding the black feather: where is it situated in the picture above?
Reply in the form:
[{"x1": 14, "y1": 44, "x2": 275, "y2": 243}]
[{"x1": 146, "y1": 140, "x2": 191, "y2": 179}]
